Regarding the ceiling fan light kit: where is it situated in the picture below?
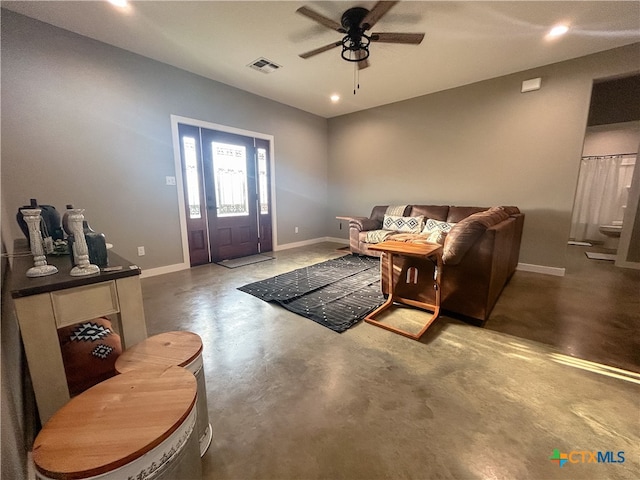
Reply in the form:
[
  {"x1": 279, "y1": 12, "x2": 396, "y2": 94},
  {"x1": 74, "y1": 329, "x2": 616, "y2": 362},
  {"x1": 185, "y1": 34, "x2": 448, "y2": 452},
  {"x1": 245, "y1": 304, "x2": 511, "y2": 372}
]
[
  {"x1": 296, "y1": 1, "x2": 425, "y2": 94},
  {"x1": 340, "y1": 7, "x2": 372, "y2": 62}
]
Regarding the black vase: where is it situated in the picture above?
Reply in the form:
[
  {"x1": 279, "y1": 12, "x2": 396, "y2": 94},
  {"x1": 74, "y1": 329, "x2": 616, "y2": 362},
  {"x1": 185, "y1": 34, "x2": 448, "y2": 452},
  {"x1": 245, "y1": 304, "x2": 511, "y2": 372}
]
[
  {"x1": 85, "y1": 222, "x2": 109, "y2": 268},
  {"x1": 16, "y1": 199, "x2": 64, "y2": 246},
  {"x1": 68, "y1": 221, "x2": 109, "y2": 268}
]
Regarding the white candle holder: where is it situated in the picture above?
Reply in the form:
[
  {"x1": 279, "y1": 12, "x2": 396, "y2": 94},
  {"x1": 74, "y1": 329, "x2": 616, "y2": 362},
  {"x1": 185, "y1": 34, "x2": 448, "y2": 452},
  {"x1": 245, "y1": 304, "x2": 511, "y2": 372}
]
[
  {"x1": 21, "y1": 208, "x2": 58, "y2": 278},
  {"x1": 67, "y1": 208, "x2": 100, "y2": 276}
]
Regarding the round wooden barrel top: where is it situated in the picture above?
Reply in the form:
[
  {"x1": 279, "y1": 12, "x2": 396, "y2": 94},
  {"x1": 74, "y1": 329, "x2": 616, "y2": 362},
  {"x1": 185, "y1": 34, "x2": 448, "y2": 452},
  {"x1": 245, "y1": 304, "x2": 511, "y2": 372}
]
[
  {"x1": 115, "y1": 331, "x2": 203, "y2": 374},
  {"x1": 32, "y1": 365, "x2": 197, "y2": 479}
]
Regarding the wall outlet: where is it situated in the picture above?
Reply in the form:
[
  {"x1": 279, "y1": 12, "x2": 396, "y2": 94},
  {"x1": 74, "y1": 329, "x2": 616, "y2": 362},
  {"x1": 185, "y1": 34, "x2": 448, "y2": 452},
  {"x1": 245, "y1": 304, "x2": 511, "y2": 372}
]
[
  {"x1": 137, "y1": 246, "x2": 145, "y2": 256},
  {"x1": 295, "y1": 226, "x2": 299, "y2": 234},
  {"x1": 166, "y1": 176, "x2": 176, "y2": 185}
]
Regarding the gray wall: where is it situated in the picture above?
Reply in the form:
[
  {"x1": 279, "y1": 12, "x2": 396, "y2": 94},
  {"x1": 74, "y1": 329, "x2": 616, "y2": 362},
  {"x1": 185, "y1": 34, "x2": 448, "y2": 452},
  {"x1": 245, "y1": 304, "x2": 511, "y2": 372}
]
[
  {"x1": 1, "y1": 10, "x2": 328, "y2": 269},
  {"x1": 1, "y1": 12, "x2": 327, "y2": 475},
  {"x1": 327, "y1": 43, "x2": 640, "y2": 268},
  {"x1": 1, "y1": 248, "x2": 29, "y2": 480}
]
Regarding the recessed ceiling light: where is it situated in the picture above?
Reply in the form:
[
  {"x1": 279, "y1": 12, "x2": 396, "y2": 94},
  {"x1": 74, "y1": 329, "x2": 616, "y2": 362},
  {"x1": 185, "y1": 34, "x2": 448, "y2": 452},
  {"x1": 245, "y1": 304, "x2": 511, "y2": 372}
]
[
  {"x1": 108, "y1": 0, "x2": 129, "y2": 8},
  {"x1": 330, "y1": 94, "x2": 340, "y2": 103},
  {"x1": 548, "y1": 24, "x2": 569, "y2": 37}
]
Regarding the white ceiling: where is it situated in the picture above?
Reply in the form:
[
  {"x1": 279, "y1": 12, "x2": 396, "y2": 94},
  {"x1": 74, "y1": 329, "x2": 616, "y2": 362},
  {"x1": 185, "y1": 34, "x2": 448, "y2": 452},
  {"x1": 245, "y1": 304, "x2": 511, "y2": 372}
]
[{"x1": 2, "y1": 1, "x2": 639, "y2": 118}]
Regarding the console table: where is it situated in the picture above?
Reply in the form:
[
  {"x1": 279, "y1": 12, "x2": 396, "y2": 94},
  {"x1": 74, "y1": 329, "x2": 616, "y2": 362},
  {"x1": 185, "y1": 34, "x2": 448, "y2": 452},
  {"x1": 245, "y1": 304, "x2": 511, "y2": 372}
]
[
  {"x1": 9, "y1": 240, "x2": 148, "y2": 424},
  {"x1": 365, "y1": 240, "x2": 442, "y2": 340}
]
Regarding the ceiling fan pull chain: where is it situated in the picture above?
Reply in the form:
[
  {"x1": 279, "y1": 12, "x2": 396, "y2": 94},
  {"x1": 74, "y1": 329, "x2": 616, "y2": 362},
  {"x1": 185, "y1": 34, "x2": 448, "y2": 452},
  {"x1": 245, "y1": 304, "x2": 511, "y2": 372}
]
[
  {"x1": 353, "y1": 61, "x2": 360, "y2": 95},
  {"x1": 353, "y1": 61, "x2": 357, "y2": 95}
]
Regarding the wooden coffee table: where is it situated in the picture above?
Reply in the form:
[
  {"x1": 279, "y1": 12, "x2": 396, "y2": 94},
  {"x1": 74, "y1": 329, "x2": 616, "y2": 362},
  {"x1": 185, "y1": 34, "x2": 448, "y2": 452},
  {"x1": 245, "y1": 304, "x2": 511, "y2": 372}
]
[{"x1": 365, "y1": 240, "x2": 443, "y2": 340}]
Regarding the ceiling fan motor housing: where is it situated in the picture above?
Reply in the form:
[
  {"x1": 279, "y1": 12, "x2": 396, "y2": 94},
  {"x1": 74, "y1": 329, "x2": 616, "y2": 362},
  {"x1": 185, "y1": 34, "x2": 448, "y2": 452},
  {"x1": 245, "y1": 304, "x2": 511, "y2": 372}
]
[{"x1": 341, "y1": 7, "x2": 369, "y2": 33}]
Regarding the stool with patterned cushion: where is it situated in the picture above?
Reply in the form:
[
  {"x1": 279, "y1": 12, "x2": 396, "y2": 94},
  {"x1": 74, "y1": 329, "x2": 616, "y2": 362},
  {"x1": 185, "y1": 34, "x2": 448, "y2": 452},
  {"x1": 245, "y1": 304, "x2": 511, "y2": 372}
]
[
  {"x1": 57, "y1": 317, "x2": 122, "y2": 396},
  {"x1": 115, "y1": 331, "x2": 212, "y2": 457}
]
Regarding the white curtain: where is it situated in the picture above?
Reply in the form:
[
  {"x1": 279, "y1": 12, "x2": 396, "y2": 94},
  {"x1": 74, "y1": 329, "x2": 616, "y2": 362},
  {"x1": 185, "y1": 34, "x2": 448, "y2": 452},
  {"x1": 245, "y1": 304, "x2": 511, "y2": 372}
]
[{"x1": 570, "y1": 155, "x2": 623, "y2": 242}]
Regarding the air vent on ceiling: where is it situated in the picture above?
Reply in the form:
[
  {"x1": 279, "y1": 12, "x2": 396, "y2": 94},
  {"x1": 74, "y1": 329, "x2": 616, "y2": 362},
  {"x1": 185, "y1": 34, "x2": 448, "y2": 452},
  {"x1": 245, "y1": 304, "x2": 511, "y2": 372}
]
[{"x1": 248, "y1": 58, "x2": 282, "y2": 74}]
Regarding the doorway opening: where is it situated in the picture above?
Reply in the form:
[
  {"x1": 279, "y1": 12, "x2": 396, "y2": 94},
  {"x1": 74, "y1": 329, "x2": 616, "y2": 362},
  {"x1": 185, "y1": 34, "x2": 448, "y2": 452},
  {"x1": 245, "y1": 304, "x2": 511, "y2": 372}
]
[
  {"x1": 171, "y1": 116, "x2": 275, "y2": 267},
  {"x1": 570, "y1": 74, "x2": 640, "y2": 266}
]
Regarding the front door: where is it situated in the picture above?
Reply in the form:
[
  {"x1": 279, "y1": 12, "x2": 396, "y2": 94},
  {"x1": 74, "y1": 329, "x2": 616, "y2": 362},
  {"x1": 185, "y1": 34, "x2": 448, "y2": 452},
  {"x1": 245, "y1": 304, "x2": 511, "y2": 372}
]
[
  {"x1": 177, "y1": 123, "x2": 272, "y2": 265},
  {"x1": 202, "y1": 129, "x2": 259, "y2": 262}
]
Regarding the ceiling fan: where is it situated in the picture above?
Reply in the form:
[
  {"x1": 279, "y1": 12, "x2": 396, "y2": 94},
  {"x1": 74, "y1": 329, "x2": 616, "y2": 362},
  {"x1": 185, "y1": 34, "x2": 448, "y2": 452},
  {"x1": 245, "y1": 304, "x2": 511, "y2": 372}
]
[{"x1": 296, "y1": 1, "x2": 425, "y2": 70}]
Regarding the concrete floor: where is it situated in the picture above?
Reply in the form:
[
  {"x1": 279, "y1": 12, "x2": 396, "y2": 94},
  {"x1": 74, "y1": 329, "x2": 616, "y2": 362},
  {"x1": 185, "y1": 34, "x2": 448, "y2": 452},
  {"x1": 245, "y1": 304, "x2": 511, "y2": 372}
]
[
  {"x1": 141, "y1": 242, "x2": 640, "y2": 480},
  {"x1": 487, "y1": 244, "x2": 640, "y2": 373}
]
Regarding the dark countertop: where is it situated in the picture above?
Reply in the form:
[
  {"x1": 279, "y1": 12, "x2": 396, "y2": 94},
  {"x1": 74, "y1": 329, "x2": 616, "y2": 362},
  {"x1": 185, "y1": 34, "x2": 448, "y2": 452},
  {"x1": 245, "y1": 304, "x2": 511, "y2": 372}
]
[{"x1": 10, "y1": 239, "x2": 141, "y2": 298}]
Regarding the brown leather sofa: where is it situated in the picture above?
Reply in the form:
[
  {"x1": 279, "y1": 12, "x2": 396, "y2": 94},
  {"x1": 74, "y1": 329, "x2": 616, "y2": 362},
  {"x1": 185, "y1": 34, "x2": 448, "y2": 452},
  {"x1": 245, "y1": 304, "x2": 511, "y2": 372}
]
[{"x1": 348, "y1": 205, "x2": 524, "y2": 322}]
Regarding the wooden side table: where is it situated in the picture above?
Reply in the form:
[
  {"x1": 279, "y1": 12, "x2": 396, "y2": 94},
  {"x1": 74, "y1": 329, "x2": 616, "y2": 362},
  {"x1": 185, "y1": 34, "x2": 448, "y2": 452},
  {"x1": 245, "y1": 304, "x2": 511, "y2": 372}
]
[{"x1": 365, "y1": 240, "x2": 443, "y2": 340}]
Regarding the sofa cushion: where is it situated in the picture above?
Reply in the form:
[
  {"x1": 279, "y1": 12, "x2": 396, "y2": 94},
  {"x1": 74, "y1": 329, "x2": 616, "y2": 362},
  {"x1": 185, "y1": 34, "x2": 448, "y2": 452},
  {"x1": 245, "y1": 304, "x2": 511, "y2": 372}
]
[
  {"x1": 409, "y1": 205, "x2": 449, "y2": 221},
  {"x1": 443, "y1": 207, "x2": 510, "y2": 264},
  {"x1": 383, "y1": 215, "x2": 424, "y2": 233},
  {"x1": 501, "y1": 206, "x2": 521, "y2": 215},
  {"x1": 447, "y1": 206, "x2": 488, "y2": 223}
]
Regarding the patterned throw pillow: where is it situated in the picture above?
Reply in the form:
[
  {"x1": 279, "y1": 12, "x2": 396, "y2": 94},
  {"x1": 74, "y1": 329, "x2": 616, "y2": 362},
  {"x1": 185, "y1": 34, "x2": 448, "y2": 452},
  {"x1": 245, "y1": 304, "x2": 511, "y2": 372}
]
[
  {"x1": 426, "y1": 230, "x2": 448, "y2": 245},
  {"x1": 383, "y1": 215, "x2": 424, "y2": 233},
  {"x1": 422, "y1": 218, "x2": 455, "y2": 235}
]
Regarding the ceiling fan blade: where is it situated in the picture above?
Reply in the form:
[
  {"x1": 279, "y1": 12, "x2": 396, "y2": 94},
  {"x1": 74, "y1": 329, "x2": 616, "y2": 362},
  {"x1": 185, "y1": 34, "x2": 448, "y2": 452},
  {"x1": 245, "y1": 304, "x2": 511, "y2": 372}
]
[
  {"x1": 360, "y1": 1, "x2": 398, "y2": 30},
  {"x1": 299, "y1": 41, "x2": 342, "y2": 59},
  {"x1": 296, "y1": 6, "x2": 345, "y2": 33},
  {"x1": 371, "y1": 32, "x2": 425, "y2": 44}
]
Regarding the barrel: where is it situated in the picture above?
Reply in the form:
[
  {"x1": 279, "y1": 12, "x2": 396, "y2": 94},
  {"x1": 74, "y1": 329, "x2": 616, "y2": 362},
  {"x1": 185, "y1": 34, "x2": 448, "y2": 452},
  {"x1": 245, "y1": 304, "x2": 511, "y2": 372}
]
[
  {"x1": 115, "y1": 330, "x2": 212, "y2": 456},
  {"x1": 32, "y1": 365, "x2": 202, "y2": 479}
]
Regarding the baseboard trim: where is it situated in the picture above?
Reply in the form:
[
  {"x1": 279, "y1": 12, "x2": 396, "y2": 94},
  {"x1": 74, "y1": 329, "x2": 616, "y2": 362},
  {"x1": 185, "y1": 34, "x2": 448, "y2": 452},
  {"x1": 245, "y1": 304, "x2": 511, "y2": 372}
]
[
  {"x1": 139, "y1": 250, "x2": 565, "y2": 278},
  {"x1": 274, "y1": 236, "x2": 348, "y2": 251},
  {"x1": 517, "y1": 262, "x2": 566, "y2": 277},
  {"x1": 325, "y1": 236, "x2": 349, "y2": 245},
  {"x1": 140, "y1": 262, "x2": 189, "y2": 279},
  {"x1": 614, "y1": 259, "x2": 640, "y2": 270},
  {"x1": 140, "y1": 239, "x2": 350, "y2": 277}
]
